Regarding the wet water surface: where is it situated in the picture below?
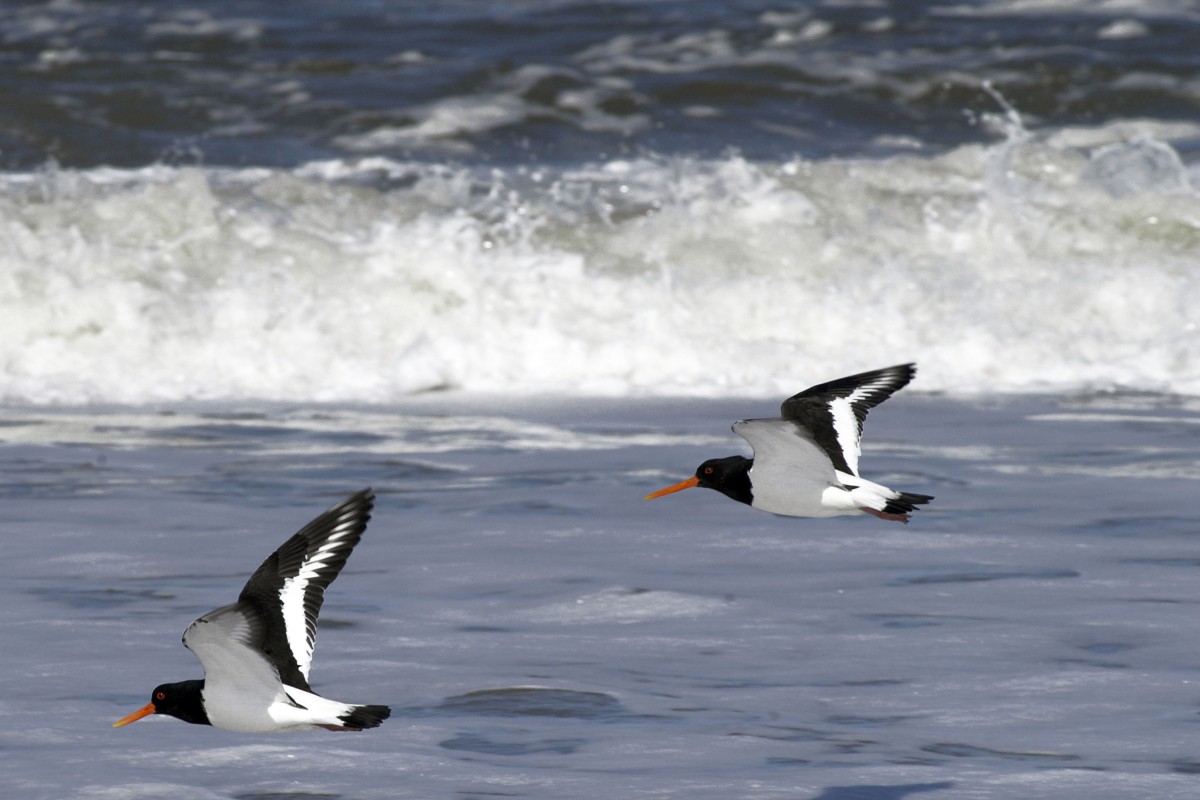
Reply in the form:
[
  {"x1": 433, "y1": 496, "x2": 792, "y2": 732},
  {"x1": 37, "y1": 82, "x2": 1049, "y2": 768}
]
[{"x1": 2, "y1": 393, "x2": 1199, "y2": 798}]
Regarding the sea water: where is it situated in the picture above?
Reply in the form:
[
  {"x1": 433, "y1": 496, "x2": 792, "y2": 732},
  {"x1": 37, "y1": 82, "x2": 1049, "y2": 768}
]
[
  {"x1": 3, "y1": 393, "x2": 1200, "y2": 799},
  {"x1": 1, "y1": 1, "x2": 1198, "y2": 403},
  {"x1": 2, "y1": 1, "x2": 1200, "y2": 797}
]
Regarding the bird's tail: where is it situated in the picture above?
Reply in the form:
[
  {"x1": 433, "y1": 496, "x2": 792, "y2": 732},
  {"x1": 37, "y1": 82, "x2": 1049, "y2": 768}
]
[
  {"x1": 341, "y1": 704, "x2": 391, "y2": 729},
  {"x1": 317, "y1": 703, "x2": 391, "y2": 731},
  {"x1": 851, "y1": 480, "x2": 934, "y2": 524},
  {"x1": 882, "y1": 491, "x2": 934, "y2": 516}
]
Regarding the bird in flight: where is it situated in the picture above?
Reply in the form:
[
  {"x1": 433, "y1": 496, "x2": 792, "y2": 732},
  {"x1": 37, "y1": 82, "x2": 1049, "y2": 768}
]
[
  {"x1": 645, "y1": 364, "x2": 933, "y2": 522},
  {"x1": 114, "y1": 489, "x2": 391, "y2": 732}
]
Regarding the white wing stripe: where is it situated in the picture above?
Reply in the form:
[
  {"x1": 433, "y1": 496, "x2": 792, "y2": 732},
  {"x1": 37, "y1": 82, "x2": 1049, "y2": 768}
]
[
  {"x1": 827, "y1": 394, "x2": 863, "y2": 477},
  {"x1": 278, "y1": 578, "x2": 311, "y2": 678},
  {"x1": 278, "y1": 526, "x2": 358, "y2": 680}
]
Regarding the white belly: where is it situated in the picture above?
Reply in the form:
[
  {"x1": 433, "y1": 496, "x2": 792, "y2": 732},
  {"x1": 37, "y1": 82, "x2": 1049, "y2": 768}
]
[
  {"x1": 202, "y1": 684, "x2": 344, "y2": 733},
  {"x1": 750, "y1": 482, "x2": 860, "y2": 517}
]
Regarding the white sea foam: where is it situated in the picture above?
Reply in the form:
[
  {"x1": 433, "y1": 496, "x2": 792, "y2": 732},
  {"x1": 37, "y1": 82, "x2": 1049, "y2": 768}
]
[
  {"x1": 935, "y1": 0, "x2": 1200, "y2": 20},
  {"x1": 526, "y1": 587, "x2": 730, "y2": 625},
  {"x1": 334, "y1": 64, "x2": 649, "y2": 155},
  {"x1": 74, "y1": 784, "x2": 229, "y2": 800},
  {"x1": 2, "y1": 121, "x2": 1199, "y2": 404}
]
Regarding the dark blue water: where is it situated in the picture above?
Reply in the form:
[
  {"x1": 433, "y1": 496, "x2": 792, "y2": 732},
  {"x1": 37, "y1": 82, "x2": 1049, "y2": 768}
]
[{"x1": 4, "y1": 0, "x2": 1199, "y2": 169}]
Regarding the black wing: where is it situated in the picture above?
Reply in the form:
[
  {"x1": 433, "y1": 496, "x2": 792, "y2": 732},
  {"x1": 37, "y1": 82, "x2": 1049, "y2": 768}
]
[
  {"x1": 235, "y1": 489, "x2": 375, "y2": 692},
  {"x1": 779, "y1": 364, "x2": 916, "y2": 476}
]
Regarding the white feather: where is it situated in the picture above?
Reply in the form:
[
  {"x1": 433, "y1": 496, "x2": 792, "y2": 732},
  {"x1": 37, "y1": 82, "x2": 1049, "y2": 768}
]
[
  {"x1": 733, "y1": 418, "x2": 854, "y2": 517},
  {"x1": 184, "y1": 604, "x2": 365, "y2": 732},
  {"x1": 277, "y1": 523, "x2": 358, "y2": 681},
  {"x1": 826, "y1": 390, "x2": 866, "y2": 476},
  {"x1": 184, "y1": 605, "x2": 292, "y2": 732}
]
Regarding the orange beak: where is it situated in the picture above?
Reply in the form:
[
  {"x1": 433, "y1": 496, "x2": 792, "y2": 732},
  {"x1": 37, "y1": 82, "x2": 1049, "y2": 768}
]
[
  {"x1": 113, "y1": 702, "x2": 156, "y2": 728},
  {"x1": 643, "y1": 475, "x2": 700, "y2": 500}
]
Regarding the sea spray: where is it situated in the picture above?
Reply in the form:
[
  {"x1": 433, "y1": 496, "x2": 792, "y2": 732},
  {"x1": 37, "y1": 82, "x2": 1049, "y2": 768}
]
[{"x1": 2, "y1": 126, "x2": 1198, "y2": 404}]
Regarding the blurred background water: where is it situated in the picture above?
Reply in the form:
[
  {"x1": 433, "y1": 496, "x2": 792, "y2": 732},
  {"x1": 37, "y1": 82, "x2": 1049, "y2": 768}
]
[{"x1": 1, "y1": 0, "x2": 1197, "y2": 401}]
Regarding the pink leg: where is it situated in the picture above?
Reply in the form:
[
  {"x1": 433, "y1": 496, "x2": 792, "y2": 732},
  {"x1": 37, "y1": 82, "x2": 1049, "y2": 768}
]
[{"x1": 863, "y1": 507, "x2": 909, "y2": 524}]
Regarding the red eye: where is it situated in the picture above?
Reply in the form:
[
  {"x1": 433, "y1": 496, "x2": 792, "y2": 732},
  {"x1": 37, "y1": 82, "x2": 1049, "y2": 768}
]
[
  {"x1": 704, "y1": 467, "x2": 713, "y2": 475},
  {"x1": 156, "y1": 691, "x2": 166, "y2": 700}
]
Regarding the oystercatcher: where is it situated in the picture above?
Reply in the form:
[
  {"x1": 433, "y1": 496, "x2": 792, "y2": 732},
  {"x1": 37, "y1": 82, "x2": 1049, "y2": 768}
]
[
  {"x1": 645, "y1": 364, "x2": 933, "y2": 522},
  {"x1": 114, "y1": 489, "x2": 391, "y2": 733}
]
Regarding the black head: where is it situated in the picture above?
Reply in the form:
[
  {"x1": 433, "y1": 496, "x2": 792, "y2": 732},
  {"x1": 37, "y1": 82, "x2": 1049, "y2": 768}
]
[
  {"x1": 693, "y1": 456, "x2": 753, "y2": 504},
  {"x1": 114, "y1": 679, "x2": 210, "y2": 728},
  {"x1": 645, "y1": 455, "x2": 754, "y2": 506}
]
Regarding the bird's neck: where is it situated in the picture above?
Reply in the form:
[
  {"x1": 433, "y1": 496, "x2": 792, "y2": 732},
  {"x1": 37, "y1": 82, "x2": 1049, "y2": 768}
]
[
  {"x1": 164, "y1": 679, "x2": 212, "y2": 726},
  {"x1": 725, "y1": 458, "x2": 754, "y2": 506},
  {"x1": 705, "y1": 456, "x2": 754, "y2": 506}
]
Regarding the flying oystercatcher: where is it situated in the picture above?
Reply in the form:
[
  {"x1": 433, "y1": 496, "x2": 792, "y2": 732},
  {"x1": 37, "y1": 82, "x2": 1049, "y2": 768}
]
[
  {"x1": 114, "y1": 488, "x2": 391, "y2": 733},
  {"x1": 645, "y1": 364, "x2": 933, "y2": 522}
]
